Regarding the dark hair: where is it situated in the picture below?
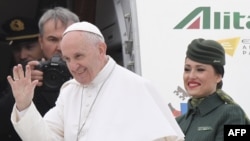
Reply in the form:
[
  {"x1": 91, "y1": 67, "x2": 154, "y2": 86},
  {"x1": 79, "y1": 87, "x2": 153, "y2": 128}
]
[
  {"x1": 212, "y1": 65, "x2": 224, "y2": 89},
  {"x1": 0, "y1": 42, "x2": 15, "y2": 91}
]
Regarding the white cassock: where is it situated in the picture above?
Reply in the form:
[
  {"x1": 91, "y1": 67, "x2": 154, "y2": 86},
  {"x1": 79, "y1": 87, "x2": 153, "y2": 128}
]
[{"x1": 11, "y1": 56, "x2": 184, "y2": 141}]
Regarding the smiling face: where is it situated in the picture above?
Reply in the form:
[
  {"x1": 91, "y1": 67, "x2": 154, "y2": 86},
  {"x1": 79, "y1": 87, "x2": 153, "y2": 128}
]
[
  {"x1": 183, "y1": 58, "x2": 222, "y2": 98},
  {"x1": 61, "y1": 31, "x2": 107, "y2": 85}
]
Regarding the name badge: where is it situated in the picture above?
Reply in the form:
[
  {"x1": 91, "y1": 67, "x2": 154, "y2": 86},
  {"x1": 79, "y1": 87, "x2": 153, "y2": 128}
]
[{"x1": 198, "y1": 126, "x2": 213, "y2": 131}]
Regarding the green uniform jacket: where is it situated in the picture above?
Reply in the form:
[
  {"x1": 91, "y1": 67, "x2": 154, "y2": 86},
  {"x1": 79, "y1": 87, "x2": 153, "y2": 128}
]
[{"x1": 176, "y1": 92, "x2": 248, "y2": 141}]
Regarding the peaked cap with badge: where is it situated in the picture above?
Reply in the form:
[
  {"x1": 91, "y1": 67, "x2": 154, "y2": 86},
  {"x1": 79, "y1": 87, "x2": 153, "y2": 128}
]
[{"x1": 1, "y1": 16, "x2": 39, "y2": 45}]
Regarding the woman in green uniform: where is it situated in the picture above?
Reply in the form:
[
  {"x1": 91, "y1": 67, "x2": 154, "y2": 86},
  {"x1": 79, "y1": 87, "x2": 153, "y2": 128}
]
[{"x1": 176, "y1": 38, "x2": 250, "y2": 141}]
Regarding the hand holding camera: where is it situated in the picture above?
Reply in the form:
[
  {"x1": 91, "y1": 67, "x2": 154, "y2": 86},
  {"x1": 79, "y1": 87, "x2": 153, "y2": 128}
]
[
  {"x1": 27, "y1": 60, "x2": 44, "y2": 86},
  {"x1": 35, "y1": 54, "x2": 72, "y2": 91},
  {"x1": 28, "y1": 54, "x2": 72, "y2": 91}
]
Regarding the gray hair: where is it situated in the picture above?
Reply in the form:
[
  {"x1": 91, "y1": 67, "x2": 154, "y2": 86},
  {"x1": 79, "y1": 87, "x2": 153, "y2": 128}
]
[
  {"x1": 81, "y1": 31, "x2": 105, "y2": 47},
  {"x1": 38, "y1": 7, "x2": 80, "y2": 35}
]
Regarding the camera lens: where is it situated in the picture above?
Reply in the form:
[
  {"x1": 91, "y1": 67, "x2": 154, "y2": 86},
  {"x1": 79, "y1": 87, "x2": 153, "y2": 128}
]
[{"x1": 43, "y1": 68, "x2": 67, "y2": 90}]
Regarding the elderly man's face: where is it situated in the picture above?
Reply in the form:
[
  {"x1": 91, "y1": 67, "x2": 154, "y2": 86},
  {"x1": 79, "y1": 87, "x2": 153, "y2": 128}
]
[{"x1": 61, "y1": 31, "x2": 107, "y2": 85}]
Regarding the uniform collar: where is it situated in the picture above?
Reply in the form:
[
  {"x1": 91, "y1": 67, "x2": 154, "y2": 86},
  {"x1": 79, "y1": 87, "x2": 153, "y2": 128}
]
[{"x1": 185, "y1": 93, "x2": 224, "y2": 118}]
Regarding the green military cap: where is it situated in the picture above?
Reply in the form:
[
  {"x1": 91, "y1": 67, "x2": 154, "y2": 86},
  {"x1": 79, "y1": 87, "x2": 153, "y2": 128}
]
[
  {"x1": 2, "y1": 16, "x2": 39, "y2": 45},
  {"x1": 186, "y1": 38, "x2": 225, "y2": 66}
]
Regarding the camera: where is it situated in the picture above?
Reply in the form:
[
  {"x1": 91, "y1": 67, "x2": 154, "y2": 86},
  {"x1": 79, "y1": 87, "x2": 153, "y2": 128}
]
[{"x1": 35, "y1": 54, "x2": 72, "y2": 91}]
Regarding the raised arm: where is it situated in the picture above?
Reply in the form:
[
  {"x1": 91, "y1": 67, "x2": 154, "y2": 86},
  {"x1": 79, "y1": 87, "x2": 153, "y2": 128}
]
[{"x1": 7, "y1": 64, "x2": 38, "y2": 111}]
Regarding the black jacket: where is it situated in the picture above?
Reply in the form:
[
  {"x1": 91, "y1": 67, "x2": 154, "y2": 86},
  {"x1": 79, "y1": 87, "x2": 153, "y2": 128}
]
[
  {"x1": 0, "y1": 86, "x2": 21, "y2": 141},
  {"x1": 0, "y1": 85, "x2": 60, "y2": 141}
]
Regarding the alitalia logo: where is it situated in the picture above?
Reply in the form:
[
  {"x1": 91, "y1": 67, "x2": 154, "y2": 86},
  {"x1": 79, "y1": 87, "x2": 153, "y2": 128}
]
[{"x1": 174, "y1": 7, "x2": 250, "y2": 29}]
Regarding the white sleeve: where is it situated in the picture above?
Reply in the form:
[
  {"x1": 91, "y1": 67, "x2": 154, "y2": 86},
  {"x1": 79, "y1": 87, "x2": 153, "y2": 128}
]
[
  {"x1": 11, "y1": 102, "x2": 63, "y2": 141},
  {"x1": 14, "y1": 104, "x2": 29, "y2": 121}
]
